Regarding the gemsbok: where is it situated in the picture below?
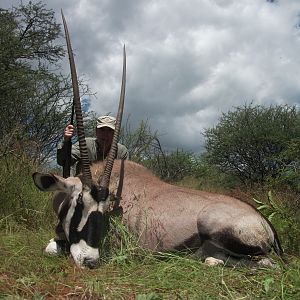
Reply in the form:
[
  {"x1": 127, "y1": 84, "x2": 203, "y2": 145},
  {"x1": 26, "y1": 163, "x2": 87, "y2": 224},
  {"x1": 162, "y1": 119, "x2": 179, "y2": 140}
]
[{"x1": 32, "y1": 12, "x2": 283, "y2": 268}]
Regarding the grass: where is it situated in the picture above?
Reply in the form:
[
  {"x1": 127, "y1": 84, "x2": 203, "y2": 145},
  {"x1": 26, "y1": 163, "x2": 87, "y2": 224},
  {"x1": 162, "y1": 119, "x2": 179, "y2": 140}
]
[
  {"x1": 0, "y1": 154, "x2": 300, "y2": 299},
  {"x1": 1, "y1": 220, "x2": 300, "y2": 299}
]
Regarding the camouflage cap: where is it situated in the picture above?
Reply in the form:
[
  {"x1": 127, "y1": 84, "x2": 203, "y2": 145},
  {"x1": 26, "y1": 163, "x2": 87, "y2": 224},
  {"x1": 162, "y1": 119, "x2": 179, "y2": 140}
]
[{"x1": 96, "y1": 115, "x2": 116, "y2": 130}]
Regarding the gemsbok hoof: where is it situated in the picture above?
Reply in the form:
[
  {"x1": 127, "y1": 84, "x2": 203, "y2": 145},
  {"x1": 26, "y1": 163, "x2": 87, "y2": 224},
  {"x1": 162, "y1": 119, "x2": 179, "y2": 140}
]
[
  {"x1": 204, "y1": 257, "x2": 225, "y2": 266},
  {"x1": 44, "y1": 239, "x2": 62, "y2": 256}
]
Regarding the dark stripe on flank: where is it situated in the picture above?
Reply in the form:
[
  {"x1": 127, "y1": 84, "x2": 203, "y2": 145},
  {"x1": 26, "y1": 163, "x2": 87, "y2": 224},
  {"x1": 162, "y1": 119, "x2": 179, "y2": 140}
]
[
  {"x1": 235, "y1": 197, "x2": 283, "y2": 257},
  {"x1": 174, "y1": 233, "x2": 203, "y2": 251},
  {"x1": 212, "y1": 228, "x2": 266, "y2": 256}
]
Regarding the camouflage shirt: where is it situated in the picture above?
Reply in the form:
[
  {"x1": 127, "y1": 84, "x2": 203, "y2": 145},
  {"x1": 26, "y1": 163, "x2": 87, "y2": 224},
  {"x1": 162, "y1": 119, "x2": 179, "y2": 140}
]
[{"x1": 57, "y1": 137, "x2": 129, "y2": 176}]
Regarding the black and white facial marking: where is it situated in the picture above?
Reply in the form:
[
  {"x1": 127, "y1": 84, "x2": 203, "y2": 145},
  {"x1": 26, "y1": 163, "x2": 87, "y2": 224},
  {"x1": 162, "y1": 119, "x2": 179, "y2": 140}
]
[
  {"x1": 65, "y1": 184, "x2": 111, "y2": 268},
  {"x1": 33, "y1": 173, "x2": 111, "y2": 268}
]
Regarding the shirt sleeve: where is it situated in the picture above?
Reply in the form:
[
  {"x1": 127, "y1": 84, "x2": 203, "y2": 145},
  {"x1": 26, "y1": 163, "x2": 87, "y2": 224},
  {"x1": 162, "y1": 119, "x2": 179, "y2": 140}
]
[{"x1": 117, "y1": 143, "x2": 129, "y2": 160}]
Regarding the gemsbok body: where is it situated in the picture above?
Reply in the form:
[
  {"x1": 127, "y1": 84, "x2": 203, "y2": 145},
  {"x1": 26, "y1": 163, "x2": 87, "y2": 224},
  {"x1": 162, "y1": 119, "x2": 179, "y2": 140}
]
[
  {"x1": 33, "y1": 159, "x2": 283, "y2": 268},
  {"x1": 32, "y1": 12, "x2": 283, "y2": 268}
]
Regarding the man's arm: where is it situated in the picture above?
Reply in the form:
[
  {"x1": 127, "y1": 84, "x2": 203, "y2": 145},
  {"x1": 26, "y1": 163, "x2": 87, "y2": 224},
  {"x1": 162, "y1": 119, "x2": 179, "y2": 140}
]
[
  {"x1": 57, "y1": 124, "x2": 81, "y2": 167},
  {"x1": 117, "y1": 143, "x2": 129, "y2": 160}
]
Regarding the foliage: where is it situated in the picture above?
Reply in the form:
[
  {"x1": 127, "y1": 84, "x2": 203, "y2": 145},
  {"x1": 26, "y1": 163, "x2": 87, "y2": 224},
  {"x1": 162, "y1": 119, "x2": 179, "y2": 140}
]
[
  {"x1": 0, "y1": 152, "x2": 56, "y2": 231},
  {"x1": 120, "y1": 116, "x2": 162, "y2": 162},
  {"x1": 119, "y1": 115, "x2": 199, "y2": 181},
  {"x1": 203, "y1": 103, "x2": 300, "y2": 184},
  {"x1": 0, "y1": 1, "x2": 89, "y2": 163},
  {"x1": 181, "y1": 153, "x2": 241, "y2": 191},
  {"x1": 80, "y1": 109, "x2": 98, "y2": 138},
  {"x1": 269, "y1": 137, "x2": 300, "y2": 192},
  {"x1": 253, "y1": 190, "x2": 300, "y2": 255},
  {"x1": 143, "y1": 149, "x2": 197, "y2": 181}
]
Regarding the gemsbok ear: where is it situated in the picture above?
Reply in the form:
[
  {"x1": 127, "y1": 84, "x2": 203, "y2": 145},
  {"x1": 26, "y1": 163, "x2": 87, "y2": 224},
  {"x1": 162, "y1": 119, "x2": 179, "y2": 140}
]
[{"x1": 32, "y1": 173, "x2": 62, "y2": 192}]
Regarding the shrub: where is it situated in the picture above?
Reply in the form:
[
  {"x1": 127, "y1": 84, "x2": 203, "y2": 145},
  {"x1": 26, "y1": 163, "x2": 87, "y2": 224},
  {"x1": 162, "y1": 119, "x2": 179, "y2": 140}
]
[{"x1": 0, "y1": 152, "x2": 55, "y2": 232}]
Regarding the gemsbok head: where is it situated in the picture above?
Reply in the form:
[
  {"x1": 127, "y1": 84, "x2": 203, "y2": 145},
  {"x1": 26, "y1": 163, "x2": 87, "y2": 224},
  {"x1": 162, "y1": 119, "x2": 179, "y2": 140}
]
[{"x1": 33, "y1": 12, "x2": 284, "y2": 269}]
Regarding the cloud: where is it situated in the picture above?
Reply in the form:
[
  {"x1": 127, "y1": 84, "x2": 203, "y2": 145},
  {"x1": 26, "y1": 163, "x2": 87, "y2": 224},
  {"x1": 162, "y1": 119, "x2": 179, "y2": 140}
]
[{"x1": 3, "y1": 0, "x2": 300, "y2": 153}]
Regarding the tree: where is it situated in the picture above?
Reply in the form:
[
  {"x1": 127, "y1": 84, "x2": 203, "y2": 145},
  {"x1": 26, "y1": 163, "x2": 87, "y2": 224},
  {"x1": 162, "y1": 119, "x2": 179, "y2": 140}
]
[
  {"x1": 203, "y1": 104, "x2": 300, "y2": 184},
  {"x1": 120, "y1": 116, "x2": 162, "y2": 162},
  {"x1": 0, "y1": 1, "x2": 86, "y2": 163},
  {"x1": 144, "y1": 149, "x2": 197, "y2": 181}
]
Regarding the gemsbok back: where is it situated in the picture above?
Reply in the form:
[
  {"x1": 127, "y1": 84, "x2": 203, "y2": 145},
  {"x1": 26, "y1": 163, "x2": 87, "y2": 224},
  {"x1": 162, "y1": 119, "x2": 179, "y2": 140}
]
[{"x1": 32, "y1": 13, "x2": 283, "y2": 268}]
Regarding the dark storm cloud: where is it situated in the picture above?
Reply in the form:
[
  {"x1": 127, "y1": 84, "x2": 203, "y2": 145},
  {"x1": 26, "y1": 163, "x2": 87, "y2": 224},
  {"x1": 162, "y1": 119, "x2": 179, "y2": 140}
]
[{"x1": 3, "y1": 0, "x2": 300, "y2": 153}]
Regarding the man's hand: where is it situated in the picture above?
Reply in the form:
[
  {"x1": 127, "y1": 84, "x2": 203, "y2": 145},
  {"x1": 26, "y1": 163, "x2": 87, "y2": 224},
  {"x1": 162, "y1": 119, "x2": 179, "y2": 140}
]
[{"x1": 64, "y1": 124, "x2": 74, "y2": 141}]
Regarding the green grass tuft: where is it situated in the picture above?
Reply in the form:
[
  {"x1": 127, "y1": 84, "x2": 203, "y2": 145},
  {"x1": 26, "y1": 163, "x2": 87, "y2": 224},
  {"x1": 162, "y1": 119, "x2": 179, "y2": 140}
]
[{"x1": 0, "y1": 154, "x2": 56, "y2": 232}]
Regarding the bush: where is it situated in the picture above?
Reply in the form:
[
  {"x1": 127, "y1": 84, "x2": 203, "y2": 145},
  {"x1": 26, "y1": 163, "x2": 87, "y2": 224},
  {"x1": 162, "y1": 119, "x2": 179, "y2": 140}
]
[
  {"x1": 253, "y1": 190, "x2": 300, "y2": 255},
  {"x1": 204, "y1": 104, "x2": 300, "y2": 184},
  {"x1": 191, "y1": 153, "x2": 241, "y2": 192},
  {"x1": 0, "y1": 152, "x2": 56, "y2": 231},
  {"x1": 143, "y1": 149, "x2": 197, "y2": 182}
]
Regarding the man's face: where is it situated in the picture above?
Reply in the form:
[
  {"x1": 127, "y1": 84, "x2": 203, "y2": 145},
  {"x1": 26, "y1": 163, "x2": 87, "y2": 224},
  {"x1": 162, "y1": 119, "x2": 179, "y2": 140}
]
[{"x1": 96, "y1": 127, "x2": 114, "y2": 150}]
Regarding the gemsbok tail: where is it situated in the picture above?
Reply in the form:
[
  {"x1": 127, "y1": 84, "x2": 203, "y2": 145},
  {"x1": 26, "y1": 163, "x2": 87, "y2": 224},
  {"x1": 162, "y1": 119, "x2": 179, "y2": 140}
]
[{"x1": 273, "y1": 229, "x2": 284, "y2": 259}]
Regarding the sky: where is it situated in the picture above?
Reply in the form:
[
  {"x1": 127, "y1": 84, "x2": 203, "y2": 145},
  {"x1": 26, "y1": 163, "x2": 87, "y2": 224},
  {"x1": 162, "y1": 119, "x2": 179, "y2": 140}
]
[{"x1": 3, "y1": 0, "x2": 300, "y2": 153}]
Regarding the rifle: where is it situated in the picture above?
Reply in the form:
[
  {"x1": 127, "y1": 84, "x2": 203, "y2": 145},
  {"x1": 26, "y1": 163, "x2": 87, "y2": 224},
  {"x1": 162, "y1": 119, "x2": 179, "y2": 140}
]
[{"x1": 62, "y1": 102, "x2": 75, "y2": 178}]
